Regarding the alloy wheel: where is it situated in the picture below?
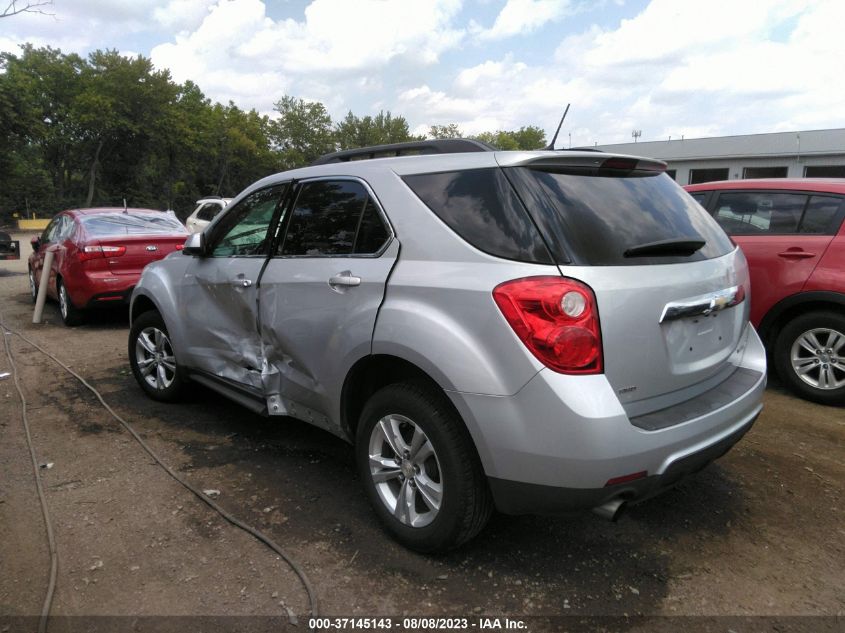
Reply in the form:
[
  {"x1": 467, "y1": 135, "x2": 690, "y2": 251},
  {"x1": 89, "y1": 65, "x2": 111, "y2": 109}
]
[
  {"x1": 790, "y1": 327, "x2": 845, "y2": 390},
  {"x1": 135, "y1": 326, "x2": 177, "y2": 390},
  {"x1": 58, "y1": 283, "x2": 68, "y2": 320},
  {"x1": 368, "y1": 414, "x2": 443, "y2": 528}
]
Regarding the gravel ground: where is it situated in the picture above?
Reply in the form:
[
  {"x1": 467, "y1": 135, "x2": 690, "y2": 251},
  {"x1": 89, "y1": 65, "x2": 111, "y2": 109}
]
[{"x1": 1, "y1": 232, "x2": 843, "y2": 632}]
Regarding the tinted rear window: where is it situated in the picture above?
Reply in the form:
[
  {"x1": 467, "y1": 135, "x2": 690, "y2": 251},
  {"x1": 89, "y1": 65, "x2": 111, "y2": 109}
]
[
  {"x1": 402, "y1": 168, "x2": 553, "y2": 264},
  {"x1": 506, "y1": 168, "x2": 734, "y2": 266},
  {"x1": 82, "y1": 213, "x2": 186, "y2": 237}
]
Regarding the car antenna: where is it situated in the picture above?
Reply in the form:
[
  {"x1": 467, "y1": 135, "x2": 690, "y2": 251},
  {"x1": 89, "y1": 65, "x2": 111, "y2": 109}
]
[
  {"x1": 123, "y1": 198, "x2": 128, "y2": 214},
  {"x1": 545, "y1": 103, "x2": 570, "y2": 151}
]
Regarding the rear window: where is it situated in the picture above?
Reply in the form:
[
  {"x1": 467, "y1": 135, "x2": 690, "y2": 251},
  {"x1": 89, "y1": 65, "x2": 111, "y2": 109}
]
[
  {"x1": 402, "y1": 168, "x2": 553, "y2": 264},
  {"x1": 81, "y1": 213, "x2": 187, "y2": 237},
  {"x1": 506, "y1": 168, "x2": 734, "y2": 266}
]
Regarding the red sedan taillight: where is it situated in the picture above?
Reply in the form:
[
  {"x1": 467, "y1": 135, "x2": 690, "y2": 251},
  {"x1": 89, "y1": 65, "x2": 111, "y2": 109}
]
[
  {"x1": 80, "y1": 245, "x2": 126, "y2": 261},
  {"x1": 493, "y1": 276, "x2": 603, "y2": 374}
]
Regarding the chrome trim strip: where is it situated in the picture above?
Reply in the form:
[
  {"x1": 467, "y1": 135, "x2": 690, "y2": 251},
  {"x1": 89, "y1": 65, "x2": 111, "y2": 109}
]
[{"x1": 659, "y1": 285, "x2": 741, "y2": 323}]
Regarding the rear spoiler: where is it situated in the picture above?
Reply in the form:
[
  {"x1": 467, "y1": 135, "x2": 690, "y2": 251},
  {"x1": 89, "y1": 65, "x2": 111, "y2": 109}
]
[{"x1": 499, "y1": 152, "x2": 667, "y2": 176}]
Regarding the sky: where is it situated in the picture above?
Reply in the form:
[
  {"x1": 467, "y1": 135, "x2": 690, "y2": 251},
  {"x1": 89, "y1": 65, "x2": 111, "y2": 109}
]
[{"x1": 1, "y1": 0, "x2": 843, "y2": 147}]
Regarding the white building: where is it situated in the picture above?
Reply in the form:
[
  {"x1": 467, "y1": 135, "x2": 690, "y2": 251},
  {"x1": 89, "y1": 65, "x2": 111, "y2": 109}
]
[{"x1": 592, "y1": 128, "x2": 845, "y2": 185}]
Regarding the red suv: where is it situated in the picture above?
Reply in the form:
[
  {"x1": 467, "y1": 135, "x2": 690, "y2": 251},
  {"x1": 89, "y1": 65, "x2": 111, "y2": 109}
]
[{"x1": 685, "y1": 179, "x2": 845, "y2": 405}]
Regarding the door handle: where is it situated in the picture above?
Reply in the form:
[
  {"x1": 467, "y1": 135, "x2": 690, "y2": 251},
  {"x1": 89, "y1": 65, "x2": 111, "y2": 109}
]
[
  {"x1": 777, "y1": 250, "x2": 815, "y2": 259},
  {"x1": 232, "y1": 278, "x2": 253, "y2": 287},
  {"x1": 329, "y1": 272, "x2": 361, "y2": 288}
]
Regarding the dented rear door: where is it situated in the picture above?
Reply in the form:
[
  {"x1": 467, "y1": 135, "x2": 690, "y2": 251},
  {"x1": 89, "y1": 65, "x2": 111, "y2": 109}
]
[{"x1": 256, "y1": 177, "x2": 398, "y2": 433}]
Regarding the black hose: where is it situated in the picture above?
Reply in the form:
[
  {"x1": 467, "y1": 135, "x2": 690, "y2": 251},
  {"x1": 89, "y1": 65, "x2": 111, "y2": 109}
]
[
  {"x1": 2, "y1": 327, "x2": 59, "y2": 633},
  {"x1": 0, "y1": 317, "x2": 319, "y2": 627}
]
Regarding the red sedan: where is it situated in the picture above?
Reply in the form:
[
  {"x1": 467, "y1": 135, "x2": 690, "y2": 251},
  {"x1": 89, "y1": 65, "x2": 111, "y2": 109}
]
[
  {"x1": 28, "y1": 208, "x2": 188, "y2": 326},
  {"x1": 685, "y1": 179, "x2": 845, "y2": 405}
]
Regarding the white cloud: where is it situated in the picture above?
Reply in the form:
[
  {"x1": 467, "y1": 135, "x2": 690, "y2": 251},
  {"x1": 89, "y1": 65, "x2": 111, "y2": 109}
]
[
  {"x1": 430, "y1": 0, "x2": 845, "y2": 146},
  {"x1": 149, "y1": 0, "x2": 465, "y2": 111},
  {"x1": 474, "y1": 0, "x2": 571, "y2": 40}
]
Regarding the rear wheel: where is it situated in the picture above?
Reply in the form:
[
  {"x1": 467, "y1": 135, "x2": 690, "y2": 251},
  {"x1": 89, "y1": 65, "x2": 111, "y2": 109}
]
[
  {"x1": 28, "y1": 267, "x2": 37, "y2": 303},
  {"x1": 355, "y1": 382, "x2": 492, "y2": 552},
  {"x1": 774, "y1": 310, "x2": 845, "y2": 405},
  {"x1": 57, "y1": 278, "x2": 84, "y2": 326},
  {"x1": 128, "y1": 310, "x2": 186, "y2": 402}
]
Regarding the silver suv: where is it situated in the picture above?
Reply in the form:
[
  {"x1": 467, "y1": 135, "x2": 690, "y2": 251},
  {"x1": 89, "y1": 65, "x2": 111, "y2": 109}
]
[{"x1": 128, "y1": 140, "x2": 766, "y2": 552}]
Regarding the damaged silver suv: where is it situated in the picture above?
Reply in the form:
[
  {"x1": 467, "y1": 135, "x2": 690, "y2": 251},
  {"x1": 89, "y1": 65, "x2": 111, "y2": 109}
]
[{"x1": 128, "y1": 139, "x2": 766, "y2": 552}]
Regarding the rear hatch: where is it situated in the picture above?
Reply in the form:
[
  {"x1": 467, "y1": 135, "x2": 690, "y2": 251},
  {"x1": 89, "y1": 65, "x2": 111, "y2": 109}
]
[
  {"x1": 502, "y1": 154, "x2": 748, "y2": 409},
  {"x1": 98, "y1": 234, "x2": 187, "y2": 275},
  {"x1": 80, "y1": 212, "x2": 187, "y2": 275}
]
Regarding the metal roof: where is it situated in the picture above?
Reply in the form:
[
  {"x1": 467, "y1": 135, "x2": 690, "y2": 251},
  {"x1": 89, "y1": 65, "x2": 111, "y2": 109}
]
[{"x1": 588, "y1": 128, "x2": 845, "y2": 162}]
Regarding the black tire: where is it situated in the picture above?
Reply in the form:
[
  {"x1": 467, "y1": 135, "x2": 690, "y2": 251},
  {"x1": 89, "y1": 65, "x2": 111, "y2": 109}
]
[
  {"x1": 28, "y1": 267, "x2": 37, "y2": 304},
  {"x1": 774, "y1": 310, "x2": 845, "y2": 406},
  {"x1": 355, "y1": 382, "x2": 493, "y2": 552},
  {"x1": 57, "y1": 278, "x2": 85, "y2": 326},
  {"x1": 128, "y1": 310, "x2": 186, "y2": 402}
]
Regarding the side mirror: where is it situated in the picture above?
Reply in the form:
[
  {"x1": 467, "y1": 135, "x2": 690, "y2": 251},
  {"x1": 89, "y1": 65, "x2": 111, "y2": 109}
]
[
  {"x1": 182, "y1": 232, "x2": 207, "y2": 256},
  {"x1": 30, "y1": 236, "x2": 41, "y2": 252}
]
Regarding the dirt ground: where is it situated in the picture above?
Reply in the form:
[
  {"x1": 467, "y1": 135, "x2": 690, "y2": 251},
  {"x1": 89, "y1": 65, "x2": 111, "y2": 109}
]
[{"x1": 1, "y1": 232, "x2": 843, "y2": 632}]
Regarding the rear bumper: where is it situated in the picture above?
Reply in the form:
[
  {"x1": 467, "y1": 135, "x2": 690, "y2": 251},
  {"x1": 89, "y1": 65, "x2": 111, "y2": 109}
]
[
  {"x1": 489, "y1": 408, "x2": 759, "y2": 514},
  {"x1": 447, "y1": 324, "x2": 767, "y2": 514},
  {"x1": 65, "y1": 271, "x2": 138, "y2": 308}
]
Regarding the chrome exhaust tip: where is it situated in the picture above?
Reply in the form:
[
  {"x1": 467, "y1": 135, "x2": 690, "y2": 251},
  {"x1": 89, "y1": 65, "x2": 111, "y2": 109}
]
[{"x1": 593, "y1": 498, "x2": 627, "y2": 522}]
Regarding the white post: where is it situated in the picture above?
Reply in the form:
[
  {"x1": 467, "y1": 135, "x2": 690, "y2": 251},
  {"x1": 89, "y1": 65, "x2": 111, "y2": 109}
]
[{"x1": 32, "y1": 249, "x2": 54, "y2": 324}]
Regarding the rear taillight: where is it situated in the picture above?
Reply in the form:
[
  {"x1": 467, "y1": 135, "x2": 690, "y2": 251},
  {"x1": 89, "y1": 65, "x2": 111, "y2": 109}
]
[
  {"x1": 493, "y1": 276, "x2": 603, "y2": 374},
  {"x1": 80, "y1": 245, "x2": 126, "y2": 261},
  {"x1": 175, "y1": 244, "x2": 184, "y2": 250}
]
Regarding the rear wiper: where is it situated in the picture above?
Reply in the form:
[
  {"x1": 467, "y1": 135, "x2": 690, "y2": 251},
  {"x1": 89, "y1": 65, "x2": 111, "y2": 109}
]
[{"x1": 624, "y1": 238, "x2": 705, "y2": 258}]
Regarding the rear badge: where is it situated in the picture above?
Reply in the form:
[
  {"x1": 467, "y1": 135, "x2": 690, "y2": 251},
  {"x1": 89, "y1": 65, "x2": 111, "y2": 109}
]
[
  {"x1": 618, "y1": 385, "x2": 637, "y2": 395},
  {"x1": 145, "y1": 245, "x2": 158, "y2": 251}
]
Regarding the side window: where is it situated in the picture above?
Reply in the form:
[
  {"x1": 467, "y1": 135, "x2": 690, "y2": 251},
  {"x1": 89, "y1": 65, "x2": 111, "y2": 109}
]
[
  {"x1": 799, "y1": 196, "x2": 843, "y2": 235},
  {"x1": 42, "y1": 218, "x2": 60, "y2": 243},
  {"x1": 714, "y1": 192, "x2": 807, "y2": 235},
  {"x1": 57, "y1": 216, "x2": 74, "y2": 241},
  {"x1": 211, "y1": 186, "x2": 284, "y2": 257},
  {"x1": 196, "y1": 203, "x2": 217, "y2": 222},
  {"x1": 280, "y1": 180, "x2": 368, "y2": 256},
  {"x1": 403, "y1": 168, "x2": 553, "y2": 264},
  {"x1": 689, "y1": 192, "x2": 707, "y2": 207},
  {"x1": 354, "y1": 199, "x2": 390, "y2": 254}
]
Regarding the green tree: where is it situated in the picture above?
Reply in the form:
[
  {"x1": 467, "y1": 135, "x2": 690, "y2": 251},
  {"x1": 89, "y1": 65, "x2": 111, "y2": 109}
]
[
  {"x1": 334, "y1": 110, "x2": 422, "y2": 150},
  {"x1": 429, "y1": 123, "x2": 463, "y2": 139},
  {"x1": 473, "y1": 126, "x2": 547, "y2": 150},
  {"x1": 270, "y1": 95, "x2": 335, "y2": 169}
]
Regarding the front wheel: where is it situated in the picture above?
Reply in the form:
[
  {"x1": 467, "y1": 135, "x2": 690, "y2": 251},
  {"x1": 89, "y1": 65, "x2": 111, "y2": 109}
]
[
  {"x1": 128, "y1": 310, "x2": 186, "y2": 402},
  {"x1": 774, "y1": 310, "x2": 845, "y2": 406},
  {"x1": 355, "y1": 382, "x2": 492, "y2": 552}
]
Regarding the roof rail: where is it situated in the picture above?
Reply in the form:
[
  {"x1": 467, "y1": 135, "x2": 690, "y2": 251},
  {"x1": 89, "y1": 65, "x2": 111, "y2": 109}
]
[{"x1": 311, "y1": 138, "x2": 495, "y2": 166}]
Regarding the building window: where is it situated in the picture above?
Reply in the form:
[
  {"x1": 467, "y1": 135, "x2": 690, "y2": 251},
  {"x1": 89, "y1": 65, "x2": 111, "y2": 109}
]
[
  {"x1": 805, "y1": 165, "x2": 845, "y2": 178},
  {"x1": 688, "y1": 168, "x2": 729, "y2": 185},
  {"x1": 742, "y1": 166, "x2": 787, "y2": 179},
  {"x1": 665, "y1": 169, "x2": 677, "y2": 180}
]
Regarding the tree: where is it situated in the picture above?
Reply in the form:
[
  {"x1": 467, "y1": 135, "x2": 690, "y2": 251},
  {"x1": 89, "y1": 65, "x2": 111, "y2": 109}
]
[
  {"x1": 1, "y1": 0, "x2": 53, "y2": 19},
  {"x1": 429, "y1": 123, "x2": 463, "y2": 139},
  {"x1": 334, "y1": 110, "x2": 422, "y2": 150},
  {"x1": 270, "y1": 95, "x2": 334, "y2": 169},
  {"x1": 473, "y1": 126, "x2": 547, "y2": 150}
]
